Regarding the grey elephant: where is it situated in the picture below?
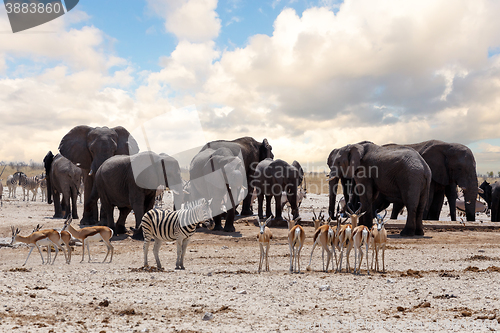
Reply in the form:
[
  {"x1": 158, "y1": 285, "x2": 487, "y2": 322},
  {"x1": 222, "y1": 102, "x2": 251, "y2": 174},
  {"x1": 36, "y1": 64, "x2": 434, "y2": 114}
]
[
  {"x1": 479, "y1": 180, "x2": 500, "y2": 222},
  {"x1": 188, "y1": 147, "x2": 247, "y2": 232},
  {"x1": 198, "y1": 137, "x2": 274, "y2": 216},
  {"x1": 328, "y1": 141, "x2": 431, "y2": 236},
  {"x1": 43, "y1": 151, "x2": 82, "y2": 219},
  {"x1": 378, "y1": 140, "x2": 478, "y2": 222},
  {"x1": 93, "y1": 151, "x2": 184, "y2": 238},
  {"x1": 251, "y1": 158, "x2": 303, "y2": 224},
  {"x1": 59, "y1": 125, "x2": 139, "y2": 225}
]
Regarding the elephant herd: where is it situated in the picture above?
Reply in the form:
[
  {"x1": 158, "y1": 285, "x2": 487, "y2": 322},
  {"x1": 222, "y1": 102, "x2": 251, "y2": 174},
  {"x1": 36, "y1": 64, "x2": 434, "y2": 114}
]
[
  {"x1": 328, "y1": 140, "x2": 480, "y2": 236},
  {"x1": 40, "y1": 124, "x2": 486, "y2": 239}
]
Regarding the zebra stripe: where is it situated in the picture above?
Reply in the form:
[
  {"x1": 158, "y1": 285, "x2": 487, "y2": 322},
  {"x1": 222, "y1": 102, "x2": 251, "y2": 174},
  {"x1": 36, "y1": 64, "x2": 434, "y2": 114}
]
[
  {"x1": 6, "y1": 172, "x2": 25, "y2": 198},
  {"x1": 19, "y1": 174, "x2": 39, "y2": 201},
  {"x1": 141, "y1": 199, "x2": 211, "y2": 270}
]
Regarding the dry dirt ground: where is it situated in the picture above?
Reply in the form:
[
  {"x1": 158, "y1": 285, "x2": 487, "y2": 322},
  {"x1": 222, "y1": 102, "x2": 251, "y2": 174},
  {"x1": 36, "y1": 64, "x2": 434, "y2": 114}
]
[{"x1": 1, "y1": 191, "x2": 500, "y2": 332}]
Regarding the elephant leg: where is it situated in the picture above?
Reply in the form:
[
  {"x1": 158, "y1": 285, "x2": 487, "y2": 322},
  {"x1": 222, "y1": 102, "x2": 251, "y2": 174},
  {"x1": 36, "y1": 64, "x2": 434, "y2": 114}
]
[
  {"x1": 240, "y1": 182, "x2": 254, "y2": 216},
  {"x1": 223, "y1": 208, "x2": 236, "y2": 232},
  {"x1": 491, "y1": 194, "x2": 500, "y2": 222},
  {"x1": 427, "y1": 187, "x2": 445, "y2": 220},
  {"x1": 71, "y1": 187, "x2": 79, "y2": 219},
  {"x1": 116, "y1": 207, "x2": 132, "y2": 235},
  {"x1": 414, "y1": 182, "x2": 430, "y2": 236},
  {"x1": 401, "y1": 192, "x2": 418, "y2": 237},
  {"x1": 212, "y1": 213, "x2": 224, "y2": 231},
  {"x1": 390, "y1": 202, "x2": 403, "y2": 219},
  {"x1": 61, "y1": 189, "x2": 71, "y2": 219},
  {"x1": 265, "y1": 195, "x2": 273, "y2": 219},
  {"x1": 445, "y1": 185, "x2": 457, "y2": 221},
  {"x1": 257, "y1": 194, "x2": 265, "y2": 219},
  {"x1": 81, "y1": 173, "x2": 98, "y2": 225},
  {"x1": 53, "y1": 192, "x2": 63, "y2": 218},
  {"x1": 274, "y1": 194, "x2": 285, "y2": 222},
  {"x1": 99, "y1": 196, "x2": 115, "y2": 230}
]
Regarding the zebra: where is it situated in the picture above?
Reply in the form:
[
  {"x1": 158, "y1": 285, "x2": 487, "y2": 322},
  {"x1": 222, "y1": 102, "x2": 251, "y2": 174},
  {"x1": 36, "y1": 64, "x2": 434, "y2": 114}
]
[
  {"x1": 6, "y1": 172, "x2": 25, "y2": 198},
  {"x1": 39, "y1": 176, "x2": 47, "y2": 202},
  {"x1": 140, "y1": 198, "x2": 214, "y2": 270},
  {"x1": 19, "y1": 174, "x2": 40, "y2": 201}
]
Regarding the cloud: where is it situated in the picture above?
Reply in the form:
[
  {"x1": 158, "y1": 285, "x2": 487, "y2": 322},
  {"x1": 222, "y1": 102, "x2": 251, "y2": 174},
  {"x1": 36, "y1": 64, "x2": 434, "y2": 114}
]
[
  {"x1": 158, "y1": 0, "x2": 500, "y2": 166},
  {"x1": 0, "y1": 8, "x2": 121, "y2": 73},
  {"x1": 146, "y1": 0, "x2": 221, "y2": 42}
]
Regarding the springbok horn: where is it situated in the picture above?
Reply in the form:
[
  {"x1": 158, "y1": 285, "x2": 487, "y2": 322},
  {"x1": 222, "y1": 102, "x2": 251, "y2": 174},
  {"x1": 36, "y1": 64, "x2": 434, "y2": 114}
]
[
  {"x1": 312, "y1": 208, "x2": 317, "y2": 220},
  {"x1": 346, "y1": 203, "x2": 354, "y2": 215},
  {"x1": 355, "y1": 202, "x2": 362, "y2": 215}
]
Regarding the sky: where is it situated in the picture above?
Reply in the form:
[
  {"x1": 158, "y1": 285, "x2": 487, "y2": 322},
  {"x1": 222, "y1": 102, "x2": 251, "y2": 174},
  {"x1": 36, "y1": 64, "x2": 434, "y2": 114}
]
[{"x1": 1, "y1": 0, "x2": 500, "y2": 174}]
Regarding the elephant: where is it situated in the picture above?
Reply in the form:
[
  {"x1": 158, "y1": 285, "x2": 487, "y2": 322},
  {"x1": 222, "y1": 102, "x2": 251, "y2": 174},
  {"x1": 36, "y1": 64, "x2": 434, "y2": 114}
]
[
  {"x1": 93, "y1": 151, "x2": 184, "y2": 238},
  {"x1": 188, "y1": 147, "x2": 247, "y2": 232},
  {"x1": 380, "y1": 140, "x2": 478, "y2": 222},
  {"x1": 43, "y1": 151, "x2": 82, "y2": 219},
  {"x1": 479, "y1": 181, "x2": 500, "y2": 222},
  {"x1": 198, "y1": 137, "x2": 274, "y2": 216},
  {"x1": 327, "y1": 141, "x2": 431, "y2": 236},
  {"x1": 59, "y1": 125, "x2": 139, "y2": 225},
  {"x1": 251, "y1": 158, "x2": 303, "y2": 224}
]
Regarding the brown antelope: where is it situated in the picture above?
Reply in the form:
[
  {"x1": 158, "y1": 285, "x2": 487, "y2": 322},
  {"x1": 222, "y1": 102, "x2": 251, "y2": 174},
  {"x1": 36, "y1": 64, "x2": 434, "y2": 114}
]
[
  {"x1": 371, "y1": 210, "x2": 388, "y2": 272},
  {"x1": 352, "y1": 224, "x2": 371, "y2": 275},
  {"x1": 286, "y1": 213, "x2": 305, "y2": 273},
  {"x1": 62, "y1": 217, "x2": 114, "y2": 263},
  {"x1": 336, "y1": 214, "x2": 352, "y2": 273},
  {"x1": 33, "y1": 224, "x2": 72, "y2": 264},
  {"x1": 257, "y1": 216, "x2": 273, "y2": 273},
  {"x1": 306, "y1": 210, "x2": 337, "y2": 272},
  {"x1": 10, "y1": 227, "x2": 59, "y2": 265}
]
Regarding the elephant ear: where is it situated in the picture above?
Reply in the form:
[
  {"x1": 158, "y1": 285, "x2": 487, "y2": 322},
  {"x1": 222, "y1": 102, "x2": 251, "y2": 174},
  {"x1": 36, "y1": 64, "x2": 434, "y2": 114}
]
[
  {"x1": 43, "y1": 151, "x2": 54, "y2": 174},
  {"x1": 292, "y1": 160, "x2": 304, "y2": 185},
  {"x1": 59, "y1": 125, "x2": 93, "y2": 170},
  {"x1": 348, "y1": 144, "x2": 364, "y2": 178},
  {"x1": 420, "y1": 144, "x2": 449, "y2": 185},
  {"x1": 113, "y1": 126, "x2": 139, "y2": 155}
]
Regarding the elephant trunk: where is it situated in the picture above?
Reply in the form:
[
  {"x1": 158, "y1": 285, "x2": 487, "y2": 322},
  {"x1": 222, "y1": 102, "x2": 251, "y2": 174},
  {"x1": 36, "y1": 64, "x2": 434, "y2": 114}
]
[
  {"x1": 46, "y1": 175, "x2": 53, "y2": 204},
  {"x1": 463, "y1": 184, "x2": 478, "y2": 222},
  {"x1": 328, "y1": 176, "x2": 339, "y2": 218},
  {"x1": 172, "y1": 185, "x2": 184, "y2": 210}
]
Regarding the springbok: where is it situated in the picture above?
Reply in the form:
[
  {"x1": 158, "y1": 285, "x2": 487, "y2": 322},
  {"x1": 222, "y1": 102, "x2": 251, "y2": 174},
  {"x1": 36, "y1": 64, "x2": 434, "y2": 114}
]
[{"x1": 62, "y1": 217, "x2": 114, "y2": 263}]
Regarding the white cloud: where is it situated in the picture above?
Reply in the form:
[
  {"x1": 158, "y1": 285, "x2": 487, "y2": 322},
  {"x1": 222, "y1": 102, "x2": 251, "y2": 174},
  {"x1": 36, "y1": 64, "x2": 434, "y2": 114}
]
[{"x1": 146, "y1": 0, "x2": 221, "y2": 42}]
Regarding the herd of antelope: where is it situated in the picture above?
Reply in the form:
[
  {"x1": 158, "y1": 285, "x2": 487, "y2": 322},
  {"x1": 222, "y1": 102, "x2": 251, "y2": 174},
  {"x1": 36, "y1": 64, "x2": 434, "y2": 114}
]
[
  {"x1": 10, "y1": 217, "x2": 113, "y2": 266},
  {"x1": 258, "y1": 205, "x2": 388, "y2": 275}
]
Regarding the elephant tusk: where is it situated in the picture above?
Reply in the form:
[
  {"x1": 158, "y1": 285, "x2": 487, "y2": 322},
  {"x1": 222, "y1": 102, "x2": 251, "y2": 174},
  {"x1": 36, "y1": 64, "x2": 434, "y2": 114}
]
[
  {"x1": 88, "y1": 169, "x2": 93, "y2": 176},
  {"x1": 76, "y1": 163, "x2": 81, "y2": 167},
  {"x1": 171, "y1": 189, "x2": 180, "y2": 195},
  {"x1": 478, "y1": 188, "x2": 484, "y2": 194},
  {"x1": 460, "y1": 186, "x2": 466, "y2": 192},
  {"x1": 326, "y1": 177, "x2": 336, "y2": 182}
]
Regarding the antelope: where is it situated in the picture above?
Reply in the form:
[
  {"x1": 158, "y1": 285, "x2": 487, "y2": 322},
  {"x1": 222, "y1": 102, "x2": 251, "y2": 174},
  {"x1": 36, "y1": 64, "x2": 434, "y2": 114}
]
[
  {"x1": 371, "y1": 210, "x2": 388, "y2": 272},
  {"x1": 32, "y1": 224, "x2": 72, "y2": 264},
  {"x1": 336, "y1": 214, "x2": 352, "y2": 273},
  {"x1": 306, "y1": 209, "x2": 337, "y2": 272},
  {"x1": 352, "y1": 224, "x2": 371, "y2": 275},
  {"x1": 62, "y1": 217, "x2": 114, "y2": 263},
  {"x1": 10, "y1": 227, "x2": 59, "y2": 265},
  {"x1": 286, "y1": 212, "x2": 306, "y2": 273},
  {"x1": 257, "y1": 216, "x2": 273, "y2": 273}
]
